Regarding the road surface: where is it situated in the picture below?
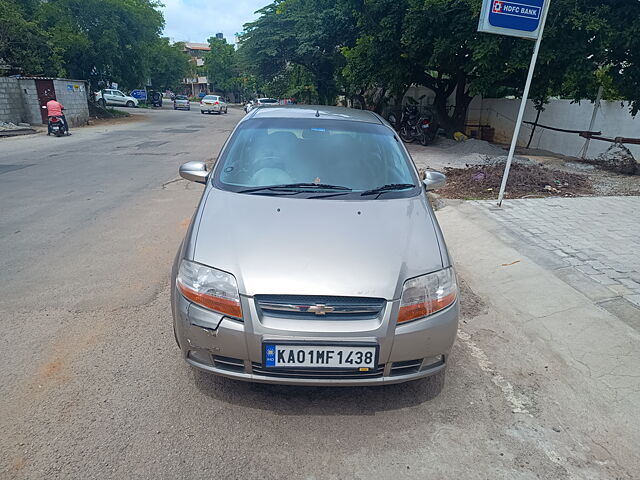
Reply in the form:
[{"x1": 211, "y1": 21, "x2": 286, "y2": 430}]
[{"x1": 0, "y1": 105, "x2": 636, "y2": 479}]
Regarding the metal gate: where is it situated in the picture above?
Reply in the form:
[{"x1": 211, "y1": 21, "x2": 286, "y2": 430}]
[{"x1": 35, "y1": 79, "x2": 56, "y2": 124}]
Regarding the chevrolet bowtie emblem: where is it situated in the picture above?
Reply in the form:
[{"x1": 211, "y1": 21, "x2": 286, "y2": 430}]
[{"x1": 307, "y1": 304, "x2": 335, "y2": 315}]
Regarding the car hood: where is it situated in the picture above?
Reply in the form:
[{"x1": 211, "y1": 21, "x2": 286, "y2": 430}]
[{"x1": 192, "y1": 189, "x2": 444, "y2": 300}]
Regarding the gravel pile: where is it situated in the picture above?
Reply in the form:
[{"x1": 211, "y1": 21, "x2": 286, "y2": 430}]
[{"x1": 0, "y1": 121, "x2": 31, "y2": 131}]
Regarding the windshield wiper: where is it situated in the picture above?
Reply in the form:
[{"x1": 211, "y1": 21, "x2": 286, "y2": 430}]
[
  {"x1": 360, "y1": 183, "x2": 416, "y2": 196},
  {"x1": 239, "y1": 183, "x2": 352, "y2": 194}
]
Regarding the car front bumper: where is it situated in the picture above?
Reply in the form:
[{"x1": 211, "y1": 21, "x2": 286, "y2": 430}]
[{"x1": 173, "y1": 289, "x2": 459, "y2": 386}]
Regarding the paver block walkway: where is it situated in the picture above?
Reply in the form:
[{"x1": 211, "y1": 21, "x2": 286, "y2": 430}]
[{"x1": 470, "y1": 196, "x2": 640, "y2": 325}]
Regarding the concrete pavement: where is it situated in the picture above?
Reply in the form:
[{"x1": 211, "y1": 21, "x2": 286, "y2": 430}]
[
  {"x1": 438, "y1": 201, "x2": 640, "y2": 478},
  {"x1": 1, "y1": 106, "x2": 638, "y2": 479}
]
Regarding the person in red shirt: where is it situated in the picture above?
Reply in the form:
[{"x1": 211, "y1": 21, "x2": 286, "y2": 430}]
[{"x1": 46, "y1": 98, "x2": 69, "y2": 135}]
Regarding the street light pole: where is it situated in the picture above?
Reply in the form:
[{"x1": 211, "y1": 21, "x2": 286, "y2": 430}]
[{"x1": 496, "y1": 0, "x2": 552, "y2": 206}]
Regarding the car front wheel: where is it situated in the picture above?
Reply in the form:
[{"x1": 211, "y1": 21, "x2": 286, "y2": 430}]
[{"x1": 126, "y1": 100, "x2": 134, "y2": 107}]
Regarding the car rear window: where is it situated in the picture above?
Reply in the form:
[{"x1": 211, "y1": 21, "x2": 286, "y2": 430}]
[
  {"x1": 204, "y1": 95, "x2": 216, "y2": 100},
  {"x1": 175, "y1": 95, "x2": 188, "y2": 100},
  {"x1": 214, "y1": 118, "x2": 419, "y2": 199},
  {"x1": 260, "y1": 99, "x2": 278, "y2": 104}
]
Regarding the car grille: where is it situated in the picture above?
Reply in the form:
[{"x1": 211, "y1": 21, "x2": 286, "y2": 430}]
[
  {"x1": 255, "y1": 295, "x2": 385, "y2": 320},
  {"x1": 251, "y1": 363, "x2": 384, "y2": 379}
]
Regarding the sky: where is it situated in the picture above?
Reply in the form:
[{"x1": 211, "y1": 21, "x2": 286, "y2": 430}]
[{"x1": 161, "y1": 0, "x2": 268, "y2": 45}]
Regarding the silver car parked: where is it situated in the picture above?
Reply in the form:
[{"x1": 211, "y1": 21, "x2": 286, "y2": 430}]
[{"x1": 172, "y1": 106, "x2": 458, "y2": 389}]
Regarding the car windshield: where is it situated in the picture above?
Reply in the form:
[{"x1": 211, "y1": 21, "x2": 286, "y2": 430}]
[{"x1": 214, "y1": 118, "x2": 419, "y2": 199}]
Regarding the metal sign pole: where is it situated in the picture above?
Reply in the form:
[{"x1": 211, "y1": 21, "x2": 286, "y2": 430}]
[{"x1": 496, "y1": 0, "x2": 551, "y2": 206}]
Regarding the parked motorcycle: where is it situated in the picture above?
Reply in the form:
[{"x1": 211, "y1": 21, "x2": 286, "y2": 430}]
[{"x1": 397, "y1": 105, "x2": 436, "y2": 145}]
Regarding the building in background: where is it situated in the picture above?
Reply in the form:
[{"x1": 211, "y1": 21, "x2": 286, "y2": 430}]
[{"x1": 181, "y1": 42, "x2": 210, "y2": 96}]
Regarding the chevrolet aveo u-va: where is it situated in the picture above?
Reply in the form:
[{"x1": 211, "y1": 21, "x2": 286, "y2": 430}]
[{"x1": 171, "y1": 105, "x2": 459, "y2": 390}]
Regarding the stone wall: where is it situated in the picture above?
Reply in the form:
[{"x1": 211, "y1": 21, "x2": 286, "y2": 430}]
[
  {"x1": 0, "y1": 77, "x2": 26, "y2": 124},
  {"x1": 52, "y1": 80, "x2": 89, "y2": 127},
  {"x1": 0, "y1": 77, "x2": 90, "y2": 127}
]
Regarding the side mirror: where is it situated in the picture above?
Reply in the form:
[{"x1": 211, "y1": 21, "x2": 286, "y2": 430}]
[
  {"x1": 179, "y1": 161, "x2": 208, "y2": 184},
  {"x1": 422, "y1": 170, "x2": 447, "y2": 191}
]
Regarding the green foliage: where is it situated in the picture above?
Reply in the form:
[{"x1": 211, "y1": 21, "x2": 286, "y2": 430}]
[
  {"x1": 205, "y1": 37, "x2": 239, "y2": 93},
  {"x1": 1, "y1": 0, "x2": 192, "y2": 94},
  {"x1": 0, "y1": 0, "x2": 63, "y2": 76},
  {"x1": 239, "y1": 0, "x2": 358, "y2": 104},
  {"x1": 149, "y1": 39, "x2": 192, "y2": 91},
  {"x1": 37, "y1": 0, "x2": 165, "y2": 89}
]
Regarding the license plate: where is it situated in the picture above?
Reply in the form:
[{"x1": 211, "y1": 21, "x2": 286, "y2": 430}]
[{"x1": 264, "y1": 344, "x2": 377, "y2": 369}]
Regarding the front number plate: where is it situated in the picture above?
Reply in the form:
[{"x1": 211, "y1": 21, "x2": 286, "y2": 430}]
[{"x1": 264, "y1": 344, "x2": 376, "y2": 369}]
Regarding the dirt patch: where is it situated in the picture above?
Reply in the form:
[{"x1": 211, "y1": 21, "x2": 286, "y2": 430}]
[
  {"x1": 87, "y1": 114, "x2": 142, "y2": 128},
  {"x1": 439, "y1": 163, "x2": 592, "y2": 200},
  {"x1": 458, "y1": 277, "x2": 488, "y2": 320}
]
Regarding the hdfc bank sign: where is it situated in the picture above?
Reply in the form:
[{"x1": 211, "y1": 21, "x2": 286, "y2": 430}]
[{"x1": 479, "y1": 0, "x2": 545, "y2": 38}]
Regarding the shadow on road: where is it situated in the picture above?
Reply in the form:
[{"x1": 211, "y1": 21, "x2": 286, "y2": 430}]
[{"x1": 192, "y1": 366, "x2": 447, "y2": 415}]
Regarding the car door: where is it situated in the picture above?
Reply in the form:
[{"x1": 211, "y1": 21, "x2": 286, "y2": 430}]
[
  {"x1": 103, "y1": 90, "x2": 117, "y2": 105},
  {"x1": 113, "y1": 90, "x2": 127, "y2": 105}
]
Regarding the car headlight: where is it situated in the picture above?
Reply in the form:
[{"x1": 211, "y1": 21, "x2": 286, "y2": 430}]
[
  {"x1": 176, "y1": 260, "x2": 242, "y2": 319},
  {"x1": 398, "y1": 267, "x2": 457, "y2": 324}
]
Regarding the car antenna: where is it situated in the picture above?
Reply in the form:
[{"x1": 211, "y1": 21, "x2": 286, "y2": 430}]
[{"x1": 315, "y1": 109, "x2": 320, "y2": 117}]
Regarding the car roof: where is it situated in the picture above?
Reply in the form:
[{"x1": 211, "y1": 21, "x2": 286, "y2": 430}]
[{"x1": 246, "y1": 105, "x2": 383, "y2": 124}]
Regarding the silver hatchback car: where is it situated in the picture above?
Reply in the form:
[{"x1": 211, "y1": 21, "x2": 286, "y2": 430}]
[{"x1": 171, "y1": 106, "x2": 458, "y2": 388}]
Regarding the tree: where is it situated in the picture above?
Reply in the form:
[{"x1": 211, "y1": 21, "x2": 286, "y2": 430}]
[
  {"x1": 204, "y1": 37, "x2": 238, "y2": 94},
  {"x1": 37, "y1": 0, "x2": 165, "y2": 90},
  {"x1": 599, "y1": 1, "x2": 640, "y2": 115},
  {"x1": 239, "y1": 0, "x2": 358, "y2": 104},
  {"x1": 149, "y1": 39, "x2": 192, "y2": 91},
  {"x1": 0, "y1": 0, "x2": 62, "y2": 76},
  {"x1": 344, "y1": 0, "x2": 634, "y2": 134}
]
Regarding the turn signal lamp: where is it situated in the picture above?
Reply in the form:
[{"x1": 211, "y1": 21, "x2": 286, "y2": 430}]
[
  {"x1": 398, "y1": 268, "x2": 457, "y2": 324},
  {"x1": 177, "y1": 260, "x2": 242, "y2": 319}
]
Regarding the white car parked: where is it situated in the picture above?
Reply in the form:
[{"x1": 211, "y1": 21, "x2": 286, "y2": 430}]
[
  {"x1": 94, "y1": 89, "x2": 139, "y2": 108},
  {"x1": 200, "y1": 95, "x2": 228, "y2": 115},
  {"x1": 245, "y1": 97, "x2": 279, "y2": 113}
]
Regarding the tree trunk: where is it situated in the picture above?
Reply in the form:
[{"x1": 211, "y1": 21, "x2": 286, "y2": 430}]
[
  {"x1": 372, "y1": 87, "x2": 387, "y2": 114},
  {"x1": 432, "y1": 73, "x2": 473, "y2": 137}
]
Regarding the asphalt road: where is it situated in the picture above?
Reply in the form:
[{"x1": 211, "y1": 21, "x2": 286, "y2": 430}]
[{"x1": 0, "y1": 105, "x2": 635, "y2": 479}]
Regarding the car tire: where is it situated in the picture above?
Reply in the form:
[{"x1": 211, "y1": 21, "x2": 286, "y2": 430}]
[
  {"x1": 97, "y1": 99, "x2": 106, "y2": 108},
  {"x1": 174, "y1": 106, "x2": 177, "y2": 110},
  {"x1": 224, "y1": 108, "x2": 228, "y2": 114},
  {"x1": 126, "y1": 100, "x2": 134, "y2": 107},
  {"x1": 201, "y1": 111, "x2": 205, "y2": 114},
  {"x1": 173, "y1": 323, "x2": 181, "y2": 348}
]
